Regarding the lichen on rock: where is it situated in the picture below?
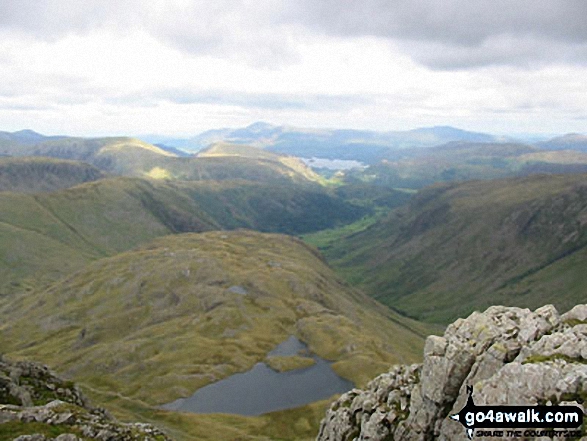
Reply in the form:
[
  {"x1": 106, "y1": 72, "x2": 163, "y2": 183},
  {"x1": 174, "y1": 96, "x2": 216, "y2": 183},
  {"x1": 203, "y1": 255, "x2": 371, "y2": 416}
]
[
  {"x1": 317, "y1": 304, "x2": 587, "y2": 441},
  {"x1": 0, "y1": 357, "x2": 172, "y2": 441}
]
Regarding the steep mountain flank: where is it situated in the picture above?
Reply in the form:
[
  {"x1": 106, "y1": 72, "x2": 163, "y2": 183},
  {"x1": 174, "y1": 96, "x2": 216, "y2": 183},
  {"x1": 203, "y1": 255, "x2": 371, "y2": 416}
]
[
  {"x1": 0, "y1": 357, "x2": 171, "y2": 440},
  {"x1": 325, "y1": 173, "x2": 587, "y2": 323},
  {"x1": 0, "y1": 158, "x2": 105, "y2": 193},
  {"x1": 0, "y1": 177, "x2": 364, "y2": 294},
  {"x1": 317, "y1": 304, "x2": 587, "y2": 440}
]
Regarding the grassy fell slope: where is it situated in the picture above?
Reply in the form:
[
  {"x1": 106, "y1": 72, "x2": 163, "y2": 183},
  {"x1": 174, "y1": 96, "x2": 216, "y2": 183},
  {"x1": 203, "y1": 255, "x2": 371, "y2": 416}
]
[
  {"x1": 325, "y1": 173, "x2": 587, "y2": 323},
  {"x1": 1, "y1": 230, "x2": 429, "y2": 440},
  {"x1": 0, "y1": 135, "x2": 325, "y2": 185},
  {"x1": 0, "y1": 136, "x2": 177, "y2": 175},
  {"x1": 0, "y1": 157, "x2": 105, "y2": 193},
  {"x1": 0, "y1": 177, "x2": 365, "y2": 295},
  {"x1": 172, "y1": 141, "x2": 324, "y2": 185}
]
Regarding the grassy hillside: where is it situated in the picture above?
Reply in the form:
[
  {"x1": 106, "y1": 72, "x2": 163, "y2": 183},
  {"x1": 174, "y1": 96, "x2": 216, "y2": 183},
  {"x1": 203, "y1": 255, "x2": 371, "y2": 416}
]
[
  {"x1": 0, "y1": 135, "x2": 325, "y2": 186},
  {"x1": 0, "y1": 157, "x2": 105, "y2": 193},
  {"x1": 154, "y1": 156, "x2": 322, "y2": 185},
  {"x1": 0, "y1": 177, "x2": 365, "y2": 295},
  {"x1": 1, "y1": 230, "x2": 430, "y2": 440},
  {"x1": 136, "y1": 141, "x2": 325, "y2": 185},
  {"x1": 0, "y1": 136, "x2": 177, "y2": 175},
  {"x1": 323, "y1": 173, "x2": 587, "y2": 323}
]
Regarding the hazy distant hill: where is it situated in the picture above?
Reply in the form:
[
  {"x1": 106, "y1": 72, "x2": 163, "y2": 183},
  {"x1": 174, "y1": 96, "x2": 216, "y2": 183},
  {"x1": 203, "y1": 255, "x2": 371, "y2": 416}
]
[
  {"x1": 537, "y1": 133, "x2": 587, "y2": 152},
  {"x1": 151, "y1": 122, "x2": 500, "y2": 164},
  {"x1": 0, "y1": 157, "x2": 105, "y2": 193},
  {"x1": 0, "y1": 129, "x2": 65, "y2": 146},
  {"x1": 344, "y1": 141, "x2": 587, "y2": 189},
  {"x1": 323, "y1": 172, "x2": 587, "y2": 323},
  {"x1": 2, "y1": 230, "x2": 430, "y2": 440},
  {"x1": 0, "y1": 132, "x2": 325, "y2": 185}
]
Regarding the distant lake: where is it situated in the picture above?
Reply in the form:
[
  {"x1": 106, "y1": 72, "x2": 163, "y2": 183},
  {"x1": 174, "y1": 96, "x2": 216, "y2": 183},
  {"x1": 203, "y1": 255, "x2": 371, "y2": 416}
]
[
  {"x1": 300, "y1": 157, "x2": 366, "y2": 170},
  {"x1": 161, "y1": 336, "x2": 353, "y2": 416}
]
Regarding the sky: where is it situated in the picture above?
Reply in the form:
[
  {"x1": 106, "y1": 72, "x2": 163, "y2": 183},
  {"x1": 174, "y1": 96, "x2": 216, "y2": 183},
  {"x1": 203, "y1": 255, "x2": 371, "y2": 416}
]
[{"x1": 0, "y1": 0, "x2": 586, "y2": 137}]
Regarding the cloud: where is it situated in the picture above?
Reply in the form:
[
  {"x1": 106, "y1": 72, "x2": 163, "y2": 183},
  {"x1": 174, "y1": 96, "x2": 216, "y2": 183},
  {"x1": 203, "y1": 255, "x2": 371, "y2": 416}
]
[
  {"x1": 0, "y1": 1, "x2": 586, "y2": 135},
  {"x1": 110, "y1": 88, "x2": 372, "y2": 111},
  {"x1": 2, "y1": 1, "x2": 586, "y2": 70},
  {"x1": 282, "y1": 1, "x2": 587, "y2": 45},
  {"x1": 0, "y1": 0, "x2": 299, "y2": 68},
  {"x1": 405, "y1": 36, "x2": 587, "y2": 70},
  {"x1": 279, "y1": 0, "x2": 587, "y2": 69},
  {"x1": 0, "y1": 0, "x2": 142, "y2": 38}
]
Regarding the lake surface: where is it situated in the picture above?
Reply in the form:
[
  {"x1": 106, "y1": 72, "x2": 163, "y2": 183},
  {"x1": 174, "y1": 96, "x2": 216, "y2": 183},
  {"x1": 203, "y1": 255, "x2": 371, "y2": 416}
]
[
  {"x1": 162, "y1": 336, "x2": 353, "y2": 415},
  {"x1": 300, "y1": 157, "x2": 366, "y2": 170}
]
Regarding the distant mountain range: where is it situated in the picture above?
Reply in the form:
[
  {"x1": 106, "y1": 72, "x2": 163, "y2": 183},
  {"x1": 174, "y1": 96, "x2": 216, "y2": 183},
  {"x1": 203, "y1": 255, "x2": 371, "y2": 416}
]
[
  {"x1": 537, "y1": 133, "x2": 587, "y2": 152},
  {"x1": 141, "y1": 122, "x2": 587, "y2": 167},
  {"x1": 142, "y1": 123, "x2": 505, "y2": 164}
]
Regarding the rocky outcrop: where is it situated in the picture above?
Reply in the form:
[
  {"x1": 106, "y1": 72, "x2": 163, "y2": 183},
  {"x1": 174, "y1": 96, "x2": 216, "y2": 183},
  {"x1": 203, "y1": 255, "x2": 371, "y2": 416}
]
[
  {"x1": 317, "y1": 305, "x2": 587, "y2": 440},
  {"x1": 0, "y1": 357, "x2": 172, "y2": 441}
]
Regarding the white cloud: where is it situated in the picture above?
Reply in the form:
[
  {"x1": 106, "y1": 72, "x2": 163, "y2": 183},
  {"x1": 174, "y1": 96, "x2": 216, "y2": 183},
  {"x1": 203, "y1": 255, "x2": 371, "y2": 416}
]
[{"x1": 0, "y1": 1, "x2": 585, "y2": 135}]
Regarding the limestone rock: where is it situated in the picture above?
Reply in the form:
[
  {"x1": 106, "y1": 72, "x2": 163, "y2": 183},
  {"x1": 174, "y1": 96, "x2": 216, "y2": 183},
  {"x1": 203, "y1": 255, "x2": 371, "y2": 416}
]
[
  {"x1": 0, "y1": 358, "x2": 172, "y2": 441},
  {"x1": 317, "y1": 304, "x2": 586, "y2": 441}
]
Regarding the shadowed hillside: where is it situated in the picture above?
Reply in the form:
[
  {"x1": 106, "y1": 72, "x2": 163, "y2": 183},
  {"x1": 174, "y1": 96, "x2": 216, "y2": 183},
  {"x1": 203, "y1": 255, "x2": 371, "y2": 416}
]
[
  {"x1": 0, "y1": 177, "x2": 365, "y2": 295},
  {"x1": 323, "y1": 173, "x2": 587, "y2": 323},
  {"x1": 0, "y1": 157, "x2": 105, "y2": 193}
]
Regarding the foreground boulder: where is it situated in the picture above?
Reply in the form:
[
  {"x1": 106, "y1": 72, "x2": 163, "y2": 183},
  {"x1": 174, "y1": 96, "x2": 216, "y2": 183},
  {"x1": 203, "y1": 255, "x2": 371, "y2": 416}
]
[
  {"x1": 0, "y1": 357, "x2": 172, "y2": 441},
  {"x1": 317, "y1": 304, "x2": 587, "y2": 440}
]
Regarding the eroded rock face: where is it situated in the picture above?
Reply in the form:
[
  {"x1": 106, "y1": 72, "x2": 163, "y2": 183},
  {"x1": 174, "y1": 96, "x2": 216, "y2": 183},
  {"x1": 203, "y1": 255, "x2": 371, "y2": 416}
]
[
  {"x1": 0, "y1": 357, "x2": 172, "y2": 441},
  {"x1": 317, "y1": 305, "x2": 587, "y2": 441}
]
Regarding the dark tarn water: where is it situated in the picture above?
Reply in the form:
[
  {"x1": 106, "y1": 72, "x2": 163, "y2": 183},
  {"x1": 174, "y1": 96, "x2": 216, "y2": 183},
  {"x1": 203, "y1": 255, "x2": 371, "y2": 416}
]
[{"x1": 162, "y1": 336, "x2": 353, "y2": 415}]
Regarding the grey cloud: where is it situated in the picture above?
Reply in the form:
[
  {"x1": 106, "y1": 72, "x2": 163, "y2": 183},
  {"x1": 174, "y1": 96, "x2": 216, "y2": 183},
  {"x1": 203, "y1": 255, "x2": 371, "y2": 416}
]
[
  {"x1": 279, "y1": 0, "x2": 587, "y2": 69},
  {"x1": 112, "y1": 89, "x2": 372, "y2": 111},
  {"x1": 0, "y1": 0, "x2": 143, "y2": 38},
  {"x1": 281, "y1": 0, "x2": 587, "y2": 45},
  {"x1": 407, "y1": 36, "x2": 587, "y2": 70},
  {"x1": 0, "y1": 0, "x2": 298, "y2": 68},
  {"x1": 2, "y1": 1, "x2": 587, "y2": 70}
]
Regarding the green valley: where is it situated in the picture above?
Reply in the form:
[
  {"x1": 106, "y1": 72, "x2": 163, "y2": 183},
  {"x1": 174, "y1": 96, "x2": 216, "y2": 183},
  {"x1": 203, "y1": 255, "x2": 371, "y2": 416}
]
[{"x1": 321, "y1": 172, "x2": 587, "y2": 323}]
